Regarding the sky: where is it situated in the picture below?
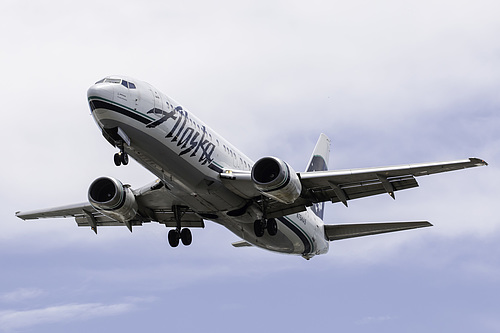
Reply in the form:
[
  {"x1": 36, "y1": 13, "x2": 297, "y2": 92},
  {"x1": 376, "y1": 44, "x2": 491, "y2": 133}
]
[{"x1": 1, "y1": 0, "x2": 499, "y2": 331}]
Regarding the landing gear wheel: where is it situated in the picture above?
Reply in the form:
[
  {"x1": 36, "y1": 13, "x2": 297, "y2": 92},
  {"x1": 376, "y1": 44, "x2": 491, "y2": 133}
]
[
  {"x1": 120, "y1": 152, "x2": 129, "y2": 165},
  {"x1": 114, "y1": 153, "x2": 122, "y2": 166},
  {"x1": 168, "y1": 229, "x2": 180, "y2": 247},
  {"x1": 180, "y1": 228, "x2": 192, "y2": 246},
  {"x1": 254, "y1": 220, "x2": 265, "y2": 237},
  {"x1": 267, "y1": 218, "x2": 278, "y2": 236}
]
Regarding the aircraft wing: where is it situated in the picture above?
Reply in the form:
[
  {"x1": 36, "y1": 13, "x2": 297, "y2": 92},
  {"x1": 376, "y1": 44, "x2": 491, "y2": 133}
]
[
  {"x1": 16, "y1": 203, "x2": 95, "y2": 220},
  {"x1": 298, "y1": 158, "x2": 487, "y2": 207},
  {"x1": 220, "y1": 157, "x2": 487, "y2": 218},
  {"x1": 15, "y1": 180, "x2": 204, "y2": 233}
]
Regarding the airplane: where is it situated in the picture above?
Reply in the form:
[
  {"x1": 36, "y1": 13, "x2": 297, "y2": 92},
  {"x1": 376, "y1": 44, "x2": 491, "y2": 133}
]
[{"x1": 15, "y1": 75, "x2": 488, "y2": 260}]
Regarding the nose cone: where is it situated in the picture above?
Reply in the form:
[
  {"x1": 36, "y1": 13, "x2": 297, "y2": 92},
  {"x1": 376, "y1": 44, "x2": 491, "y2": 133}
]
[{"x1": 87, "y1": 82, "x2": 114, "y2": 102}]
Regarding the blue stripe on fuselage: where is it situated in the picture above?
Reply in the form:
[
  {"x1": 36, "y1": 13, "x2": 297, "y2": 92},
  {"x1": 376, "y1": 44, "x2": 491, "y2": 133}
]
[
  {"x1": 88, "y1": 97, "x2": 153, "y2": 125},
  {"x1": 277, "y1": 216, "x2": 313, "y2": 255}
]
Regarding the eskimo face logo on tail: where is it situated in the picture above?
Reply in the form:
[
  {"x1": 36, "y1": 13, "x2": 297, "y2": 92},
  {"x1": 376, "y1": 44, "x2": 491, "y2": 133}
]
[
  {"x1": 146, "y1": 105, "x2": 215, "y2": 166},
  {"x1": 311, "y1": 202, "x2": 325, "y2": 220}
]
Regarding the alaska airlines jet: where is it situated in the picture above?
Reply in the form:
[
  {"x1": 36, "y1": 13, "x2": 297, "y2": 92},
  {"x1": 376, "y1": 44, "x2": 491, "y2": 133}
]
[{"x1": 15, "y1": 76, "x2": 488, "y2": 259}]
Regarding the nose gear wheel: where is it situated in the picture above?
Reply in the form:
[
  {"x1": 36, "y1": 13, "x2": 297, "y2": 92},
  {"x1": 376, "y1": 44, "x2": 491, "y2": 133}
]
[
  {"x1": 114, "y1": 152, "x2": 129, "y2": 166},
  {"x1": 113, "y1": 140, "x2": 129, "y2": 166}
]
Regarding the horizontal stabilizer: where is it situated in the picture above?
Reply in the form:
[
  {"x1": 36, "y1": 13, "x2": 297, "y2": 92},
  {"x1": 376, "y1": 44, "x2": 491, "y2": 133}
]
[
  {"x1": 232, "y1": 240, "x2": 253, "y2": 248},
  {"x1": 324, "y1": 221, "x2": 432, "y2": 241}
]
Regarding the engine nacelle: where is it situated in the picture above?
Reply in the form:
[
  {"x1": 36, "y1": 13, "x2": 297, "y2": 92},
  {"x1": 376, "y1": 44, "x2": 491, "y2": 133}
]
[
  {"x1": 88, "y1": 177, "x2": 138, "y2": 223},
  {"x1": 251, "y1": 157, "x2": 302, "y2": 204}
]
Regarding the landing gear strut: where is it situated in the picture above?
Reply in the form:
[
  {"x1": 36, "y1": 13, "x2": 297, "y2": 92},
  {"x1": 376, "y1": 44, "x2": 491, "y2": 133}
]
[
  {"x1": 254, "y1": 218, "x2": 278, "y2": 237},
  {"x1": 253, "y1": 196, "x2": 278, "y2": 237},
  {"x1": 167, "y1": 206, "x2": 193, "y2": 247},
  {"x1": 114, "y1": 140, "x2": 129, "y2": 166}
]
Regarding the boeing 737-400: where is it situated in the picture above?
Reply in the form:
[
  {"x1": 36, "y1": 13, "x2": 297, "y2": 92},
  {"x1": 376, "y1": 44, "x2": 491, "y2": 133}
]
[{"x1": 15, "y1": 76, "x2": 488, "y2": 259}]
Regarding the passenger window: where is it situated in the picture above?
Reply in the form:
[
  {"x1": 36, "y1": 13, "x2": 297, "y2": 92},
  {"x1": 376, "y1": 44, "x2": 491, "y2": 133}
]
[
  {"x1": 129, "y1": 82, "x2": 136, "y2": 89},
  {"x1": 121, "y1": 80, "x2": 129, "y2": 88}
]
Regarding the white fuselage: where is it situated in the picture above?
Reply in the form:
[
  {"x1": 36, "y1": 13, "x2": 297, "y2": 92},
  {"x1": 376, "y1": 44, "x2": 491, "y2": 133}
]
[{"x1": 87, "y1": 76, "x2": 329, "y2": 259}]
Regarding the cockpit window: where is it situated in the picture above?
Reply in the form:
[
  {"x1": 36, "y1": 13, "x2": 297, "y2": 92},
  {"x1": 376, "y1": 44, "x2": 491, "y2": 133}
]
[
  {"x1": 95, "y1": 78, "x2": 136, "y2": 88},
  {"x1": 104, "y1": 78, "x2": 121, "y2": 84}
]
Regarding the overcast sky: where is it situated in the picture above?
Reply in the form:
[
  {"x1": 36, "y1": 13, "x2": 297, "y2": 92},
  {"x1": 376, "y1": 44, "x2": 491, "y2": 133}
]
[{"x1": 1, "y1": 0, "x2": 499, "y2": 332}]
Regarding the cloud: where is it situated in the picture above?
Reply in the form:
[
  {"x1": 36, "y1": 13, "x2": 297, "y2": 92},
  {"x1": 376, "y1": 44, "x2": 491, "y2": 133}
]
[
  {"x1": 358, "y1": 315, "x2": 393, "y2": 325},
  {"x1": 0, "y1": 302, "x2": 134, "y2": 331},
  {"x1": 0, "y1": 289, "x2": 45, "y2": 303}
]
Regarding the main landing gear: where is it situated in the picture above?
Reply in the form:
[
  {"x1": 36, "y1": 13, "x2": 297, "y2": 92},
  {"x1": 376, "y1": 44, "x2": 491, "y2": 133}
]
[
  {"x1": 114, "y1": 140, "x2": 129, "y2": 166},
  {"x1": 168, "y1": 228, "x2": 192, "y2": 247},
  {"x1": 254, "y1": 218, "x2": 278, "y2": 237},
  {"x1": 167, "y1": 205, "x2": 193, "y2": 247},
  {"x1": 253, "y1": 196, "x2": 278, "y2": 237}
]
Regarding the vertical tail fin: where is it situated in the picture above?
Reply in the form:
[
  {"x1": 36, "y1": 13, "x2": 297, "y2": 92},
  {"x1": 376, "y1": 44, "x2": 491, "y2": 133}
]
[{"x1": 305, "y1": 133, "x2": 331, "y2": 220}]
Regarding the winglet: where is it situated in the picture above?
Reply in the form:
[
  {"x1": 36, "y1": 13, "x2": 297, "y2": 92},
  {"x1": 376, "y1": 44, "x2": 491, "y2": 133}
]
[{"x1": 469, "y1": 158, "x2": 488, "y2": 167}]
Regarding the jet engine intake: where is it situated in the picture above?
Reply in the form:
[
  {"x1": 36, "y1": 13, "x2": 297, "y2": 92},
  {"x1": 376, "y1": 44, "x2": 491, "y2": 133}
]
[
  {"x1": 88, "y1": 177, "x2": 138, "y2": 223},
  {"x1": 251, "y1": 157, "x2": 302, "y2": 204}
]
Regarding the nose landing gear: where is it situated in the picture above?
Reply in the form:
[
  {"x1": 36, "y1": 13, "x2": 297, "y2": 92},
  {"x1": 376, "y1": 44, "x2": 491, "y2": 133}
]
[
  {"x1": 114, "y1": 152, "x2": 129, "y2": 166},
  {"x1": 113, "y1": 140, "x2": 129, "y2": 166}
]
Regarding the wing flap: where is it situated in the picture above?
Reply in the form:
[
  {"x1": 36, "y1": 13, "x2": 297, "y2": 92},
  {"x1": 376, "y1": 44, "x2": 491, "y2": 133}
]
[
  {"x1": 305, "y1": 176, "x2": 419, "y2": 203},
  {"x1": 324, "y1": 221, "x2": 432, "y2": 241},
  {"x1": 152, "y1": 210, "x2": 204, "y2": 228}
]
